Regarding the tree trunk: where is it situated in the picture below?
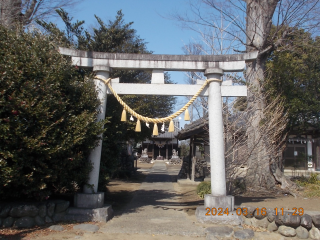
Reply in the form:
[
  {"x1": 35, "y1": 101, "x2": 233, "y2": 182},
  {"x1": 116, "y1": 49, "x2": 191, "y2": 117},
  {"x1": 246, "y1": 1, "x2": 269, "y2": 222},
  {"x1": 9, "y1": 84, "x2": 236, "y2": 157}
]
[
  {"x1": 245, "y1": 0, "x2": 278, "y2": 189},
  {"x1": 0, "y1": 0, "x2": 49, "y2": 29},
  {"x1": 246, "y1": 59, "x2": 278, "y2": 189},
  {"x1": 0, "y1": 0, "x2": 22, "y2": 28}
]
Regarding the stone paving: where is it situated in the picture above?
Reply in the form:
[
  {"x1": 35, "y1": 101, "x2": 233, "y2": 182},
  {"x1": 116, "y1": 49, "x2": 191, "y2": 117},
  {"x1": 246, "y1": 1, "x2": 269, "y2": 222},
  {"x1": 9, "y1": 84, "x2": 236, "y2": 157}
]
[
  {"x1": 43, "y1": 161, "x2": 320, "y2": 239},
  {"x1": 98, "y1": 161, "x2": 276, "y2": 240},
  {"x1": 100, "y1": 160, "x2": 207, "y2": 237}
]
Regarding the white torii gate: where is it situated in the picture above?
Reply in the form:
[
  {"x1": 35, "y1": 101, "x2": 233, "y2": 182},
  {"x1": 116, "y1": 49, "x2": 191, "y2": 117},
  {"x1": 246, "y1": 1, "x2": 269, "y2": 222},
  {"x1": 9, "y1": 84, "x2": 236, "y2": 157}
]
[{"x1": 60, "y1": 47, "x2": 258, "y2": 214}]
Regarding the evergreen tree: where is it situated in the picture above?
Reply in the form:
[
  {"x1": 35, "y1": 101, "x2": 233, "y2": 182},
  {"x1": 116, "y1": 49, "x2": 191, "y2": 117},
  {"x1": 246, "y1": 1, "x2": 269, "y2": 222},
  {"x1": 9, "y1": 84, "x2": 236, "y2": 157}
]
[
  {"x1": 266, "y1": 29, "x2": 320, "y2": 134},
  {"x1": 38, "y1": 10, "x2": 176, "y2": 187},
  {"x1": 0, "y1": 26, "x2": 104, "y2": 200}
]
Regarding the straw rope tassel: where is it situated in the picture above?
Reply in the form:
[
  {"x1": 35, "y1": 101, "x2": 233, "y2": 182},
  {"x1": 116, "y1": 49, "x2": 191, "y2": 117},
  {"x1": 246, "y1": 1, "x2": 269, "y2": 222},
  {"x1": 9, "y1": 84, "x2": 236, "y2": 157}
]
[
  {"x1": 168, "y1": 119, "x2": 174, "y2": 132},
  {"x1": 184, "y1": 108, "x2": 190, "y2": 121},
  {"x1": 153, "y1": 123, "x2": 158, "y2": 135},
  {"x1": 121, "y1": 109, "x2": 126, "y2": 121},
  {"x1": 135, "y1": 119, "x2": 141, "y2": 132}
]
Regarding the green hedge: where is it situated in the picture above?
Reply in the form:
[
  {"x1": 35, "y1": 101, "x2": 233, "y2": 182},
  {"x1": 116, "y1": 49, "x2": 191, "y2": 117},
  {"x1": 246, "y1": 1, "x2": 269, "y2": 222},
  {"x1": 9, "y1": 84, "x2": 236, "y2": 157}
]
[{"x1": 0, "y1": 27, "x2": 105, "y2": 200}]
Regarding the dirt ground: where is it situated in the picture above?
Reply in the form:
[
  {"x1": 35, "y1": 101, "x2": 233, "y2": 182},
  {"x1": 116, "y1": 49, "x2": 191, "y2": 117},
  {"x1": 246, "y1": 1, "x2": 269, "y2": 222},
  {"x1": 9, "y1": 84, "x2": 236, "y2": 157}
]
[
  {"x1": 1, "y1": 162, "x2": 320, "y2": 240},
  {"x1": 236, "y1": 191, "x2": 320, "y2": 212},
  {"x1": 172, "y1": 178, "x2": 320, "y2": 218}
]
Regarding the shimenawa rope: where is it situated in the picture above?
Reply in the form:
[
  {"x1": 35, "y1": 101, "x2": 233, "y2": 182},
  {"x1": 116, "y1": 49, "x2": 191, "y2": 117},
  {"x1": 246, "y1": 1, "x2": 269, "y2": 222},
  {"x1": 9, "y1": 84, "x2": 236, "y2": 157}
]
[{"x1": 94, "y1": 76, "x2": 220, "y2": 134}]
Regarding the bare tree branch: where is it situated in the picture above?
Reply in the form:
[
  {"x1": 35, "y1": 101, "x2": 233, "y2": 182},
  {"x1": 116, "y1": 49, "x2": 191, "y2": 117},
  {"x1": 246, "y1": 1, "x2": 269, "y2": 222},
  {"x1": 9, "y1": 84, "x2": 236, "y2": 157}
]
[{"x1": 0, "y1": 0, "x2": 81, "y2": 28}]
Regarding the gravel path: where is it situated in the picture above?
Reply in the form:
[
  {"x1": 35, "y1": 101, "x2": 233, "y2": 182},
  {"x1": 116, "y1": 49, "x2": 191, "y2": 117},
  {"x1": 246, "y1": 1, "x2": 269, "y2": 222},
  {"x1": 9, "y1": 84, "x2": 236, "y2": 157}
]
[{"x1": 100, "y1": 161, "x2": 206, "y2": 237}]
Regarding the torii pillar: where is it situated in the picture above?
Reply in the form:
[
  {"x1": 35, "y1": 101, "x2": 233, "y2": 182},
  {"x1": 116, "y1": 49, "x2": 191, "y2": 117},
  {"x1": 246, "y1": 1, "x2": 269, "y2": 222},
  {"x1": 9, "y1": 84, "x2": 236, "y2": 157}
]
[
  {"x1": 84, "y1": 66, "x2": 109, "y2": 194},
  {"x1": 74, "y1": 66, "x2": 109, "y2": 209},
  {"x1": 202, "y1": 68, "x2": 234, "y2": 210},
  {"x1": 194, "y1": 68, "x2": 240, "y2": 225}
]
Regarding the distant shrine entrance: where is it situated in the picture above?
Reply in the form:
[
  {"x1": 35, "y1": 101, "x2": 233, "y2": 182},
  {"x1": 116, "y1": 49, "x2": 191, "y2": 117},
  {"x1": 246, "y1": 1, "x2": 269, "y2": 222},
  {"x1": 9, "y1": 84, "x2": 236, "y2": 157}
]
[{"x1": 60, "y1": 47, "x2": 258, "y2": 219}]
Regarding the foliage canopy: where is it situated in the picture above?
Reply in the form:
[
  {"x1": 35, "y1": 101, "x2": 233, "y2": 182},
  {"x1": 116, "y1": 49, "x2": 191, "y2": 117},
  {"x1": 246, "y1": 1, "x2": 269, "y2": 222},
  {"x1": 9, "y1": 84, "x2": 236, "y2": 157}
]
[
  {"x1": 266, "y1": 29, "x2": 320, "y2": 134},
  {"x1": 0, "y1": 26, "x2": 104, "y2": 200}
]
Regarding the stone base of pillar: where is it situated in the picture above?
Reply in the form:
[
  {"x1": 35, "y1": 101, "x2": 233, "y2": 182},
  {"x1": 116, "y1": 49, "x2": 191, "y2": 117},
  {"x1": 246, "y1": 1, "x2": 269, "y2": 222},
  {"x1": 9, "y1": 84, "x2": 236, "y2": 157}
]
[
  {"x1": 195, "y1": 206, "x2": 242, "y2": 225},
  {"x1": 204, "y1": 194, "x2": 234, "y2": 210},
  {"x1": 74, "y1": 192, "x2": 104, "y2": 209},
  {"x1": 65, "y1": 205, "x2": 113, "y2": 222}
]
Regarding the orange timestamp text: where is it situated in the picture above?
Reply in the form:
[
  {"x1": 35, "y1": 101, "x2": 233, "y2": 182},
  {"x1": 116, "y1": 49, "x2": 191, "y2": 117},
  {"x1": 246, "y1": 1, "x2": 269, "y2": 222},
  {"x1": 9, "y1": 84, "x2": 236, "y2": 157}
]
[{"x1": 205, "y1": 207, "x2": 304, "y2": 216}]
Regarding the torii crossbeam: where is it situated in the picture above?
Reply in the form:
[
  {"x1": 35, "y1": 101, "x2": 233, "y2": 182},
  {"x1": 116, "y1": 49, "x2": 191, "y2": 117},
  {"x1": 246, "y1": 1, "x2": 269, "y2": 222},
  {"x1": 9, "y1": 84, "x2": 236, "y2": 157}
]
[{"x1": 60, "y1": 47, "x2": 258, "y2": 221}]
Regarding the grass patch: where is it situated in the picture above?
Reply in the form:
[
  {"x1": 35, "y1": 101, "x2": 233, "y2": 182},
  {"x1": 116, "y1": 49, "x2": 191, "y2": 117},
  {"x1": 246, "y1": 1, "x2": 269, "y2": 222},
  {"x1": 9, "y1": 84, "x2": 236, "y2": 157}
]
[
  {"x1": 196, "y1": 181, "x2": 211, "y2": 198},
  {"x1": 293, "y1": 173, "x2": 320, "y2": 197}
]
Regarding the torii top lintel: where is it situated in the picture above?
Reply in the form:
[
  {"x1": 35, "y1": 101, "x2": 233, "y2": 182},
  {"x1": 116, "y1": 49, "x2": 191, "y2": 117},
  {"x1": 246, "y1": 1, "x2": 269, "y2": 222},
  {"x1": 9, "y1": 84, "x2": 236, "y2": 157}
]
[{"x1": 59, "y1": 47, "x2": 258, "y2": 72}]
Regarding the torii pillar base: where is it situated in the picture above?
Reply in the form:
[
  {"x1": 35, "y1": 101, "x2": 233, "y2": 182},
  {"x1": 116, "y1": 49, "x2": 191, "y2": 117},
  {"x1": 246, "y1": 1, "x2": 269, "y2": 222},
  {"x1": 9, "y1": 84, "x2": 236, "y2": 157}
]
[
  {"x1": 204, "y1": 194, "x2": 234, "y2": 209},
  {"x1": 70, "y1": 192, "x2": 113, "y2": 222},
  {"x1": 195, "y1": 195, "x2": 241, "y2": 225},
  {"x1": 196, "y1": 194, "x2": 240, "y2": 225},
  {"x1": 74, "y1": 192, "x2": 105, "y2": 209},
  {"x1": 195, "y1": 206, "x2": 242, "y2": 225}
]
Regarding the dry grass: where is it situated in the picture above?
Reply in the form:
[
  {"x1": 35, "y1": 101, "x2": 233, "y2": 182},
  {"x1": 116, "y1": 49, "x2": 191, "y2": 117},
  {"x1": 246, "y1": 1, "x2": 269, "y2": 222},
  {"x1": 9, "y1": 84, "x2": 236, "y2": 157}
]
[{"x1": 293, "y1": 173, "x2": 320, "y2": 197}]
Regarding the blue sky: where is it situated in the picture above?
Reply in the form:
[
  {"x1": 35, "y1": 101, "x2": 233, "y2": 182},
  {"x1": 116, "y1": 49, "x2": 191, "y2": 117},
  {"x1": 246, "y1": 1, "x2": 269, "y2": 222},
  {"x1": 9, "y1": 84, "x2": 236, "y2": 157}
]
[
  {"x1": 57, "y1": 0, "x2": 203, "y2": 127},
  {"x1": 67, "y1": 0, "x2": 194, "y2": 56}
]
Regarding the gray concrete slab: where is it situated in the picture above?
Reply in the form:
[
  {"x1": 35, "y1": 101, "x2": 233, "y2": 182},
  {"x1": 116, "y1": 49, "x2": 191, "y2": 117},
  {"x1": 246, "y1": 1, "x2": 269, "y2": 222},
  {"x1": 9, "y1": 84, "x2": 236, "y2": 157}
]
[
  {"x1": 66, "y1": 204, "x2": 113, "y2": 222},
  {"x1": 74, "y1": 192, "x2": 105, "y2": 209},
  {"x1": 196, "y1": 206, "x2": 243, "y2": 225},
  {"x1": 100, "y1": 161, "x2": 206, "y2": 237}
]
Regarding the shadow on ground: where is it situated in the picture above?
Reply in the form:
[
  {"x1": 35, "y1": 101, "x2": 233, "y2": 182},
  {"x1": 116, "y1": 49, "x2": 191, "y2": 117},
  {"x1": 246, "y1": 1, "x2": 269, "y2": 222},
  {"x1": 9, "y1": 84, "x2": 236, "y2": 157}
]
[
  {"x1": 104, "y1": 166, "x2": 190, "y2": 216},
  {"x1": 235, "y1": 196, "x2": 277, "y2": 206}
]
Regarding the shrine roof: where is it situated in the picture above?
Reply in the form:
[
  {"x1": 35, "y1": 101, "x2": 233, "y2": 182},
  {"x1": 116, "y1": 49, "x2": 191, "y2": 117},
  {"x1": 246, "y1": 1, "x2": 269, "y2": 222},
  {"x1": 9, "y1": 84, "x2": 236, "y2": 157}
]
[{"x1": 177, "y1": 117, "x2": 209, "y2": 140}]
